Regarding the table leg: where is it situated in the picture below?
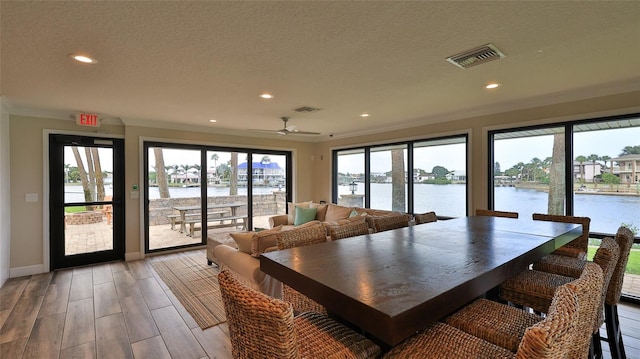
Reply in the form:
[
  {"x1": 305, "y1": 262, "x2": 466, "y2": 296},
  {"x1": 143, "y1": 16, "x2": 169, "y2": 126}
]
[{"x1": 179, "y1": 211, "x2": 186, "y2": 233}]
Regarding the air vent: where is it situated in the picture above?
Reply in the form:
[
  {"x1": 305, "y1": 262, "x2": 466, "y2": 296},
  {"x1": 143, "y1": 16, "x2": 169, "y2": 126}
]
[
  {"x1": 446, "y1": 44, "x2": 505, "y2": 69},
  {"x1": 293, "y1": 106, "x2": 322, "y2": 113}
]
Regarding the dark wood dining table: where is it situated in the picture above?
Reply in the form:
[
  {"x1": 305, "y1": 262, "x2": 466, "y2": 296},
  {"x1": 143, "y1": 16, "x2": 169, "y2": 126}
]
[{"x1": 260, "y1": 216, "x2": 582, "y2": 347}]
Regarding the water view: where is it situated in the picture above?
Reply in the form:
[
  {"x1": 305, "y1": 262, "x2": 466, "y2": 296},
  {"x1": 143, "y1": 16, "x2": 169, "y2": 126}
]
[{"x1": 338, "y1": 183, "x2": 639, "y2": 234}]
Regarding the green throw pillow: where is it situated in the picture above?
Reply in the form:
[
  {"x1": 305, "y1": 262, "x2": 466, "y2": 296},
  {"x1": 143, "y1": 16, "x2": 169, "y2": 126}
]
[
  {"x1": 349, "y1": 209, "x2": 359, "y2": 218},
  {"x1": 294, "y1": 206, "x2": 317, "y2": 226}
]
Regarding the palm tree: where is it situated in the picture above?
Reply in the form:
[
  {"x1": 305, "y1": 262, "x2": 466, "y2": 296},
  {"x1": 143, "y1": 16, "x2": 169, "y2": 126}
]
[
  {"x1": 229, "y1": 152, "x2": 238, "y2": 195},
  {"x1": 530, "y1": 157, "x2": 542, "y2": 182},
  {"x1": 84, "y1": 148, "x2": 96, "y2": 203},
  {"x1": 90, "y1": 148, "x2": 105, "y2": 201},
  {"x1": 71, "y1": 147, "x2": 91, "y2": 204},
  {"x1": 575, "y1": 155, "x2": 587, "y2": 183},
  {"x1": 587, "y1": 154, "x2": 599, "y2": 184},
  {"x1": 154, "y1": 148, "x2": 170, "y2": 198},
  {"x1": 601, "y1": 155, "x2": 611, "y2": 173},
  {"x1": 547, "y1": 133, "x2": 565, "y2": 215},
  {"x1": 210, "y1": 153, "x2": 219, "y2": 179},
  {"x1": 391, "y1": 149, "x2": 405, "y2": 212}
]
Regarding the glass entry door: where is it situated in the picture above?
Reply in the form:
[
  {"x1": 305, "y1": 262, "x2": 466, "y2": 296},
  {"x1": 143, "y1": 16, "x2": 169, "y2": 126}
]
[{"x1": 49, "y1": 134, "x2": 125, "y2": 270}]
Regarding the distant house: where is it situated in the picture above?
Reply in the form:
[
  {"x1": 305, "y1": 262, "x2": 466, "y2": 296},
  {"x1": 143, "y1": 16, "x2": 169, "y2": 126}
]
[
  {"x1": 573, "y1": 161, "x2": 602, "y2": 182},
  {"x1": 446, "y1": 170, "x2": 467, "y2": 182},
  {"x1": 238, "y1": 161, "x2": 285, "y2": 185},
  {"x1": 612, "y1": 154, "x2": 640, "y2": 184}
]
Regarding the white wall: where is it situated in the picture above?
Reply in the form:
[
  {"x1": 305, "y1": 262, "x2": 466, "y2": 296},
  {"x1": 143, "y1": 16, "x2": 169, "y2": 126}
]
[{"x1": 0, "y1": 97, "x2": 11, "y2": 286}]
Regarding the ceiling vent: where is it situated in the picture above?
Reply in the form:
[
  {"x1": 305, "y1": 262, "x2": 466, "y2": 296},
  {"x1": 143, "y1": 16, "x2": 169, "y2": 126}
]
[
  {"x1": 293, "y1": 106, "x2": 322, "y2": 113},
  {"x1": 446, "y1": 44, "x2": 505, "y2": 69}
]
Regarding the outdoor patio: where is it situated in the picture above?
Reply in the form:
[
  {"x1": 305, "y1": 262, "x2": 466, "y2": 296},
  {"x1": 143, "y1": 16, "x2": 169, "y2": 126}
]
[{"x1": 64, "y1": 214, "x2": 272, "y2": 254}]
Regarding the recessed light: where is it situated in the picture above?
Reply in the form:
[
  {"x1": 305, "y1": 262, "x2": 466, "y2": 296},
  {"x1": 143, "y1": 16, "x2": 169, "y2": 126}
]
[
  {"x1": 209, "y1": 119, "x2": 217, "y2": 123},
  {"x1": 485, "y1": 83, "x2": 500, "y2": 89},
  {"x1": 259, "y1": 93, "x2": 273, "y2": 99},
  {"x1": 360, "y1": 113, "x2": 370, "y2": 118},
  {"x1": 69, "y1": 53, "x2": 97, "y2": 64}
]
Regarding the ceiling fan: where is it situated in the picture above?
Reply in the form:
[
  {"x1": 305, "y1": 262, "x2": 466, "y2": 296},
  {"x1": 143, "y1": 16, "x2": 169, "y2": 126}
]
[{"x1": 252, "y1": 117, "x2": 321, "y2": 135}]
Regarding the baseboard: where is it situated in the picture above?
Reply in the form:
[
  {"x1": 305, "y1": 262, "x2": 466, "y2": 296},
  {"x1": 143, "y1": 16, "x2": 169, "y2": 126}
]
[
  {"x1": 125, "y1": 252, "x2": 141, "y2": 261},
  {"x1": 10, "y1": 264, "x2": 44, "y2": 278}
]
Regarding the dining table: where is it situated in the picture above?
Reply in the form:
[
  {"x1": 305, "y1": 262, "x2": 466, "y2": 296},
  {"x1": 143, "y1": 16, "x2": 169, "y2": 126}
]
[
  {"x1": 172, "y1": 202, "x2": 245, "y2": 233},
  {"x1": 259, "y1": 215, "x2": 582, "y2": 347}
]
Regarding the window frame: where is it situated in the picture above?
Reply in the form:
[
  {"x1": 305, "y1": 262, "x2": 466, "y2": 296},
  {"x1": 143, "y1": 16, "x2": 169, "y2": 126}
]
[{"x1": 332, "y1": 134, "x2": 469, "y2": 216}]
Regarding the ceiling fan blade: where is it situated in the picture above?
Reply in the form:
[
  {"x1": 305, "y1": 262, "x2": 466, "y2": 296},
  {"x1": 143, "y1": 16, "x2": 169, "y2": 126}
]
[{"x1": 289, "y1": 130, "x2": 321, "y2": 135}]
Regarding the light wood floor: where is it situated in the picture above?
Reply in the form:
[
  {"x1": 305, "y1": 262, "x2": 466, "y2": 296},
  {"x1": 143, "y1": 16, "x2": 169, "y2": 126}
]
[{"x1": 1, "y1": 249, "x2": 639, "y2": 359}]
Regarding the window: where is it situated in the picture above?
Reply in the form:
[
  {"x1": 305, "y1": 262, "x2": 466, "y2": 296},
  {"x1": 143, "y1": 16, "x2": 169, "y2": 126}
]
[
  {"x1": 492, "y1": 127, "x2": 566, "y2": 218},
  {"x1": 490, "y1": 114, "x2": 640, "y2": 300},
  {"x1": 333, "y1": 135, "x2": 468, "y2": 217}
]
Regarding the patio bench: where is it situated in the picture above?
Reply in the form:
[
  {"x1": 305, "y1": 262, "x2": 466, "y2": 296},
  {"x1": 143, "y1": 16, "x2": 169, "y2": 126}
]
[{"x1": 186, "y1": 215, "x2": 248, "y2": 236}]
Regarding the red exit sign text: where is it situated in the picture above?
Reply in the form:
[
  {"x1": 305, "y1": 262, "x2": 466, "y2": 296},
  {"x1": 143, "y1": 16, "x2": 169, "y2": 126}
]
[{"x1": 76, "y1": 113, "x2": 101, "y2": 127}]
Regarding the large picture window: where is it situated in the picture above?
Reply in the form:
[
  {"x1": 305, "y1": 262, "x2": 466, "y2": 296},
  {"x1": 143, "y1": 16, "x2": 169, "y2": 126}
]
[
  {"x1": 333, "y1": 135, "x2": 468, "y2": 217},
  {"x1": 490, "y1": 114, "x2": 640, "y2": 300}
]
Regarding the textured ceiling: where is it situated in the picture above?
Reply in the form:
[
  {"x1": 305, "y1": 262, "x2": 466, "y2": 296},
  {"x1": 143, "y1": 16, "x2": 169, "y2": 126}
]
[{"x1": 2, "y1": 1, "x2": 639, "y2": 141}]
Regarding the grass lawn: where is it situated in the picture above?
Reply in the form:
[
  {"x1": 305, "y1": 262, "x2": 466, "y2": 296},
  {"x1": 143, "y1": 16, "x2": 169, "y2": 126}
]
[
  {"x1": 65, "y1": 206, "x2": 88, "y2": 213},
  {"x1": 588, "y1": 246, "x2": 640, "y2": 275}
]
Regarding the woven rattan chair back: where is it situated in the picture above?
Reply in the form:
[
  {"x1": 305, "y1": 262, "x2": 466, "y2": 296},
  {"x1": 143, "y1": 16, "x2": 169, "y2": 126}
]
[
  {"x1": 371, "y1": 214, "x2": 411, "y2": 232},
  {"x1": 565, "y1": 262, "x2": 605, "y2": 358},
  {"x1": 515, "y1": 284, "x2": 579, "y2": 359},
  {"x1": 330, "y1": 221, "x2": 370, "y2": 241},
  {"x1": 599, "y1": 226, "x2": 634, "y2": 359},
  {"x1": 276, "y1": 223, "x2": 327, "y2": 250},
  {"x1": 218, "y1": 270, "x2": 298, "y2": 359},
  {"x1": 607, "y1": 226, "x2": 634, "y2": 305},
  {"x1": 592, "y1": 238, "x2": 620, "y2": 328},
  {"x1": 532, "y1": 213, "x2": 590, "y2": 257},
  {"x1": 275, "y1": 223, "x2": 328, "y2": 315},
  {"x1": 414, "y1": 211, "x2": 437, "y2": 225},
  {"x1": 475, "y1": 209, "x2": 519, "y2": 218}
]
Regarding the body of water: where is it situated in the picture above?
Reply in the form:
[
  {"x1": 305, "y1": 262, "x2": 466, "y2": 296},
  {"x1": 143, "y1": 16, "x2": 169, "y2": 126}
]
[
  {"x1": 67, "y1": 183, "x2": 639, "y2": 235},
  {"x1": 339, "y1": 183, "x2": 639, "y2": 235}
]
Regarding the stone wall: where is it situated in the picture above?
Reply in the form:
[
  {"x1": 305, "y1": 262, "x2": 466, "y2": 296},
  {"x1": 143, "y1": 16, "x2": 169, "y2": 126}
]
[
  {"x1": 148, "y1": 192, "x2": 286, "y2": 226},
  {"x1": 66, "y1": 211, "x2": 103, "y2": 225}
]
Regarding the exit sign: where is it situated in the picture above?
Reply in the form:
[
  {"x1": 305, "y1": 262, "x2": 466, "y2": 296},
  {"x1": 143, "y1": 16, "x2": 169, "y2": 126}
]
[{"x1": 75, "y1": 113, "x2": 101, "y2": 127}]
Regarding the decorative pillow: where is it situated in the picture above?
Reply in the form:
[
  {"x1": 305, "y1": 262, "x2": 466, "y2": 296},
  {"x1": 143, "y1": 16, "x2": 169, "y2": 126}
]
[
  {"x1": 349, "y1": 209, "x2": 358, "y2": 218},
  {"x1": 287, "y1": 201, "x2": 313, "y2": 225},
  {"x1": 229, "y1": 232, "x2": 254, "y2": 254},
  {"x1": 250, "y1": 225, "x2": 282, "y2": 257},
  {"x1": 294, "y1": 206, "x2": 318, "y2": 226},
  {"x1": 337, "y1": 215, "x2": 367, "y2": 225},
  {"x1": 324, "y1": 204, "x2": 354, "y2": 223},
  {"x1": 309, "y1": 203, "x2": 328, "y2": 222}
]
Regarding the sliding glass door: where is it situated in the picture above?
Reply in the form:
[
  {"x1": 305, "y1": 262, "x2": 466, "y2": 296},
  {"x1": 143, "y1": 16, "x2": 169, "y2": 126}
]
[{"x1": 144, "y1": 143, "x2": 290, "y2": 253}]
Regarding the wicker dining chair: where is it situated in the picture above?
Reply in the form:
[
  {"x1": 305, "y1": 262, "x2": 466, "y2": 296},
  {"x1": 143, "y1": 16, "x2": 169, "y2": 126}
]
[
  {"x1": 499, "y1": 237, "x2": 618, "y2": 315},
  {"x1": 474, "y1": 209, "x2": 519, "y2": 218},
  {"x1": 276, "y1": 224, "x2": 328, "y2": 315},
  {"x1": 446, "y1": 260, "x2": 606, "y2": 358},
  {"x1": 383, "y1": 284, "x2": 579, "y2": 359},
  {"x1": 370, "y1": 214, "x2": 411, "y2": 232},
  {"x1": 597, "y1": 226, "x2": 634, "y2": 359},
  {"x1": 531, "y1": 213, "x2": 590, "y2": 260},
  {"x1": 218, "y1": 270, "x2": 381, "y2": 359},
  {"x1": 414, "y1": 211, "x2": 437, "y2": 225},
  {"x1": 329, "y1": 221, "x2": 370, "y2": 241}
]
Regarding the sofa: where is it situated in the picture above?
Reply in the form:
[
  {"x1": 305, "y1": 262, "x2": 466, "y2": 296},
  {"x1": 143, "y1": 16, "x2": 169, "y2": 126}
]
[
  {"x1": 269, "y1": 202, "x2": 406, "y2": 231},
  {"x1": 211, "y1": 202, "x2": 408, "y2": 298}
]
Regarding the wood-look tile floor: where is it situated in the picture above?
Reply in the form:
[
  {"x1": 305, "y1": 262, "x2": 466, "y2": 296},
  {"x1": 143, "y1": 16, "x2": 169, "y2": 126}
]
[{"x1": 0, "y1": 248, "x2": 639, "y2": 358}]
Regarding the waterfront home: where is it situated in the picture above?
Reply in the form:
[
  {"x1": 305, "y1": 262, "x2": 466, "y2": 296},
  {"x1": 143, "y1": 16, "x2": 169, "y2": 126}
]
[{"x1": 613, "y1": 154, "x2": 640, "y2": 185}]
